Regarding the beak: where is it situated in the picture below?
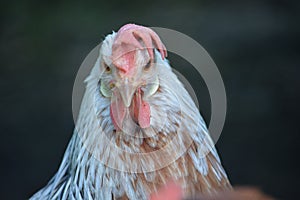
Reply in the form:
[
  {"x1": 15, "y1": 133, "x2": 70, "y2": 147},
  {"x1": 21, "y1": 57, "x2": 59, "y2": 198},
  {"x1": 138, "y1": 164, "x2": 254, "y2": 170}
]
[{"x1": 117, "y1": 78, "x2": 136, "y2": 107}]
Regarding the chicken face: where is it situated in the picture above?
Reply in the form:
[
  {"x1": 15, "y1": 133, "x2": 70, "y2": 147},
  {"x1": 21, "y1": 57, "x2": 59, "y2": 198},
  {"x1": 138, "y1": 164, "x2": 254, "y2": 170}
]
[{"x1": 99, "y1": 24, "x2": 166, "y2": 132}]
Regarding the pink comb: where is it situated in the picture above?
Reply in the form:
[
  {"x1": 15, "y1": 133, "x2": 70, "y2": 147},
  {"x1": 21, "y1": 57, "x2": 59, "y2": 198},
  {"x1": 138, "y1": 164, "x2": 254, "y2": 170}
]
[{"x1": 112, "y1": 24, "x2": 167, "y2": 64}]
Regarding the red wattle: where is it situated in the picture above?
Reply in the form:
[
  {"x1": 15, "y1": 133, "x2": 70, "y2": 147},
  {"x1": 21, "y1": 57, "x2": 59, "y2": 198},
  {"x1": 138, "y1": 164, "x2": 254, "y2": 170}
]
[
  {"x1": 136, "y1": 89, "x2": 150, "y2": 128},
  {"x1": 110, "y1": 89, "x2": 150, "y2": 130}
]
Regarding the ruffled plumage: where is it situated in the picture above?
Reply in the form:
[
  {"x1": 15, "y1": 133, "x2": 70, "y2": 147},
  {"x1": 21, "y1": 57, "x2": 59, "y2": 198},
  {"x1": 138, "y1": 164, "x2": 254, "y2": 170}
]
[{"x1": 31, "y1": 28, "x2": 231, "y2": 200}]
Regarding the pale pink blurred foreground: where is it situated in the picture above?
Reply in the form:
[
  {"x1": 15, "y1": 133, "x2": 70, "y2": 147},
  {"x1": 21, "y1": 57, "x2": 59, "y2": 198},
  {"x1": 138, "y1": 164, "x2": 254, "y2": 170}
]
[{"x1": 150, "y1": 181, "x2": 275, "y2": 200}]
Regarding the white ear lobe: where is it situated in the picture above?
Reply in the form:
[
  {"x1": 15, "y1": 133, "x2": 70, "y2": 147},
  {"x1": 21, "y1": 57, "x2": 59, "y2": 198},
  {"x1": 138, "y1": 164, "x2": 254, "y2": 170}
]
[
  {"x1": 143, "y1": 76, "x2": 159, "y2": 98},
  {"x1": 100, "y1": 80, "x2": 113, "y2": 97}
]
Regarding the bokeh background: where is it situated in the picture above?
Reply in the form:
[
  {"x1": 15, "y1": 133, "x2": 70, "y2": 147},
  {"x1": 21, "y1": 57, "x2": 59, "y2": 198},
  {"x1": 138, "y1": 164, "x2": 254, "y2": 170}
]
[{"x1": 1, "y1": 0, "x2": 299, "y2": 199}]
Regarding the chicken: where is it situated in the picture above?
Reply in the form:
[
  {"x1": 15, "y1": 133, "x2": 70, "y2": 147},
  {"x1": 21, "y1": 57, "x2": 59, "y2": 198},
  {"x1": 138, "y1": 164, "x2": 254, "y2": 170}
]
[{"x1": 30, "y1": 24, "x2": 232, "y2": 200}]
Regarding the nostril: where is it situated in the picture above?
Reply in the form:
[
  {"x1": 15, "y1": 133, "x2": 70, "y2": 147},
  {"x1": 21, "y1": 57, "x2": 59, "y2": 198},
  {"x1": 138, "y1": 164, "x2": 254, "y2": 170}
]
[{"x1": 118, "y1": 68, "x2": 128, "y2": 74}]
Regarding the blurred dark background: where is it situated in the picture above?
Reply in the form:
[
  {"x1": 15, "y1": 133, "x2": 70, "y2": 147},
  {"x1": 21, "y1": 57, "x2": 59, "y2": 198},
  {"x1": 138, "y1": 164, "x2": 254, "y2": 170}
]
[{"x1": 1, "y1": 0, "x2": 299, "y2": 199}]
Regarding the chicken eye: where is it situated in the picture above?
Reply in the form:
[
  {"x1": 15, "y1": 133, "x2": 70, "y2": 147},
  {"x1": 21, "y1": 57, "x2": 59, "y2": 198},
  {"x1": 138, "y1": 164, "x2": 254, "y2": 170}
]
[
  {"x1": 104, "y1": 63, "x2": 111, "y2": 73},
  {"x1": 143, "y1": 60, "x2": 152, "y2": 71},
  {"x1": 100, "y1": 80, "x2": 114, "y2": 97}
]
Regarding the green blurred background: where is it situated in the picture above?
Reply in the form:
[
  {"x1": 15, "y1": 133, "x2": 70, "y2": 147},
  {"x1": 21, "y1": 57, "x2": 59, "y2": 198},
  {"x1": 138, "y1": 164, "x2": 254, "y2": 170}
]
[{"x1": 1, "y1": 0, "x2": 299, "y2": 199}]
